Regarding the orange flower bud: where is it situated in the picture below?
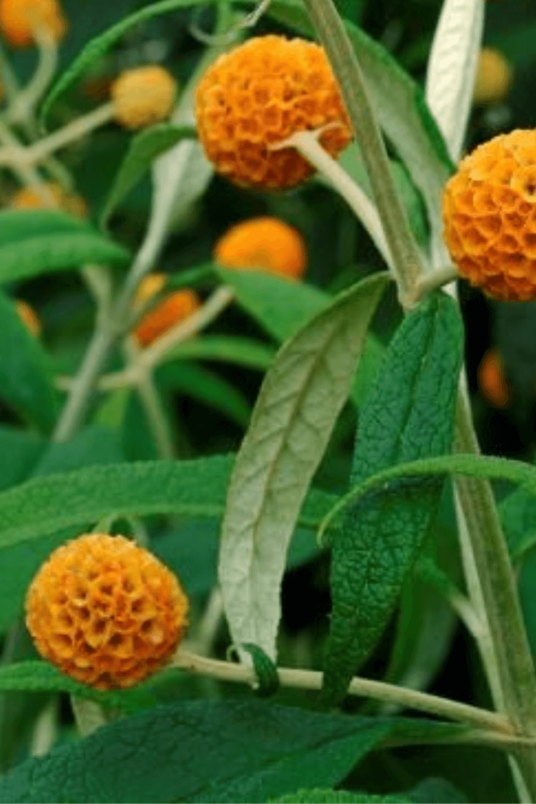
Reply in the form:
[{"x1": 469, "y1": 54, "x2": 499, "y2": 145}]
[
  {"x1": 10, "y1": 182, "x2": 87, "y2": 217},
  {"x1": 16, "y1": 299, "x2": 41, "y2": 337},
  {"x1": 473, "y1": 48, "x2": 512, "y2": 106},
  {"x1": 195, "y1": 35, "x2": 351, "y2": 190},
  {"x1": 111, "y1": 66, "x2": 177, "y2": 130},
  {"x1": 477, "y1": 348, "x2": 510, "y2": 409},
  {"x1": 134, "y1": 289, "x2": 200, "y2": 348},
  {"x1": 442, "y1": 129, "x2": 536, "y2": 301},
  {"x1": 26, "y1": 533, "x2": 189, "y2": 689},
  {"x1": 0, "y1": 0, "x2": 67, "y2": 47},
  {"x1": 135, "y1": 272, "x2": 167, "y2": 308},
  {"x1": 214, "y1": 217, "x2": 307, "y2": 280}
]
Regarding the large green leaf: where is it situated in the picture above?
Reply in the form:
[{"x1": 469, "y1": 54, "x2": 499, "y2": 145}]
[
  {"x1": 42, "y1": 0, "x2": 209, "y2": 122},
  {"x1": 0, "y1": 427, "x2": 44, "y2": 492},
  {"x1": 0, "y1": 292, "x2": 58, "y2": 433},
  {"x1": 0, "y1": 211, "x2": 130, "y2": 284},
  {"x1": 323, "y1": 293, "x2": 463, "y2": 703},
  {"x1": 261, "y1": 0, "x2": 453, "y2": 258},
  {"x1": 219, "y1": 274, "x2": 388, "y2": 660},
  {"x1": 0, "y1": 456, "x2": 336, "y2": 553},
  {"x1": 100, "y1": 124, "x2": 196, "y2": 227},
  {"x1": 0, "y1": 699, "x2": 465, "y2": 803},
  {"x1": 274, "y1": 791, "x2": 409, "y2": 804}
]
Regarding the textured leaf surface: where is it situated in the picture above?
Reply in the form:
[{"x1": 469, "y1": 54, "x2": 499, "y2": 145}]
[
  {"x1": 0, "y1": 292, "x2": 58, "y2": 433},
  {"x1": 263, "y1": 0, "x2": 453, "y2": 262},
  {"x1": 323, "y1": 293, "x2": 463, "y2": 703},
  {"x1": 0, "y1": 211, "x2": 130, "y2": 283},
  {"x1": 101, "y1": 124, "x2": 196, "y2": 226},
  {"x1": 0, "y1": 456, "x2": 336, "y2": 552},
  {"x1": 0, "y1": 700, "x2": 463, "y2": 803},
  {"x1": 274, "y1": 790, "x2": 409, "y2": 804},
  {"x1": 42, "y1": 0, "x2": 208, "y2": 121},
  {"x1": 219, "y1": 274, "x2": 388, "y2": 660},
  {"x1": 425, "y1": 0, "x2": 484, "y2": 161}
]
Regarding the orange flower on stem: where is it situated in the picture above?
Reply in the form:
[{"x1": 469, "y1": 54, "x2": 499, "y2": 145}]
[
  {"x1": 26, "y1": 533, "x2": 189, "y2": 689},
  {"x1": 443, "y1": 129, "x2": 536, "y2": 302},
  {"x1": 111, "y1": 66, "x2": 177, "y2": 130},
  {"x1": 133, "y1": 275, "x2": 200, "y2": 348},
  {"x1": 195, "y1": 35, "x2": 351, "y2": 190},
  {"x1": 0, "y1": 0, "x2": 67, "y2": 47},
  {"x1": 214, "y1": 216, "x2": 307, "y2": 281},
  {"x1": 477, "y1": 348, "x2": 511, "y2": 409}
]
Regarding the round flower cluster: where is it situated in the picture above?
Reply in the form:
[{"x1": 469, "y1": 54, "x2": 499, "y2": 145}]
[
  {"x1": 477, "y1": 348, "x2": 510, "y2": 409},
  {"x1": 443, "y1": 129, "x2": 536, "y2": 301},
  {"x1": 214, "y1": 217, "x2": 307, "y2": 280},
  {"x1": 0, "y1": 0, "x2": 67, "y2": 47},
  {"x1": 111, "y1": 66, "x2": 177, "y2": 130},
  {"x1": 26, "y1": 533, "x2": 189, "y2": 689},
  {"x1": 134, "y1": 276, "x2": 200, "y2": 348},
  {"x1": 195, "y1": 35, "x2": 351, "y2": 190},
  {"x1": 473, "y1": 48, "x2": 512, "y2": 106}
]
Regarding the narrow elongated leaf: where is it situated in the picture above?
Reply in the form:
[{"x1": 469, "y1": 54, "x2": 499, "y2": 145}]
[
  {"x1": 323, "y1": 293, "x2": 463, "y2": 703},
  {"x1": 101, "y1": 124, "x2": 196, "y2": 226},
  {"x1": 0, "y1": 456, "x2": 336, "y2": 552},
  {"x1": 0, "y1": 699, "x2": 465, "y2": 804},
  {"x1": 219, "y1": 273, "x2": 388, "y2": 660},
  {"x1": 42, "y1": 0, "x2": 209, "y2": 121},
  {"x1": 215, "y1": 266, "x2": 329, "y2": 342},
  {"x1": 0, "y1": 292, "x2": 58, "y2": 433},
  {"x1": 262, "y1": 0, "x2": 453, "y2": 257},
  {"x1": 0, "y1": 211, "x2": 130, "y2": 283},
  {"x1": 425, "y1": 0, "x2": 484, "y2": 162},
  {"x1": 161, "y1": 334, "x2": 275, "y2": 371}
]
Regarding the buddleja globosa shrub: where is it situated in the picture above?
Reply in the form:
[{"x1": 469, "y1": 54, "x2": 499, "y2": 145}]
[{"x1": 1, "y1": 0, "x2": 536, "y2": 802}]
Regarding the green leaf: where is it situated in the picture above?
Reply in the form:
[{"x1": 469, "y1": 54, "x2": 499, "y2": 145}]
[
  {"x1": 273, "y1": 790, "x2": 409, "y2": 804},
  {"x1": 241, "y1": 643, "x2": 280, "y2": 697},
  {"x1": 0, "y1": 661, "x2": 156, "y2": 715},
  {"x1": 215, "y1": 266, "x2": 329, "y2": 342},
  {"x1": 159, "y1": 363, "x2": 252, "y2": 427},
  {"x1": 323, "y1": 293, "x2": 463, "y2": 703},
  {"x1": 160, "y1": 335, "x2": 275, "y2": 371},
  {"x1": 219, "y1": 274, "x2": 388, "y2": 660},
  {"x1": 0, "y1": 456, "x2": 336, "y2": 553},
  {"x1": 0, "y1": 427, "x2": 44, "y2": 492},
  {"x1": 0, "y1": 700, "x2": 458, "y2": 803},
  {"x1": 0, "y1": 211, "x2": 130, "y2": 284},
  {"x1": 262, "y1": 0, "x2": 453, "y2": 255},
  {"x1": 100, "y1": 124, "x2": 197, "y2": 227},
  {"x1": 42, "y1": 0, "x2": 209, "y2": 122},
  {"x1": 0, "y1": 293, "x2": 58, "y2": 433}
]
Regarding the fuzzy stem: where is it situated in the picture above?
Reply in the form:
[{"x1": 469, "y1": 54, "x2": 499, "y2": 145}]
[
  {"x1": 7, "y1": 27, "x2": 58, "y2": 126},
  {"x1": 301, "y1": 0, "x2": 427, "y2": 301},
  {"x1": 172, "y1": 650, "x2": 512, "y2": 736}
]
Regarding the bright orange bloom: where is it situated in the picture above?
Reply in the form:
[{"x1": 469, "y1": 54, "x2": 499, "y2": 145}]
[
  {"x1": 0, "y1": 0, "x2": 67, "y2": 47},
  {"x1": 195, "y1": 35, "x2": 351, "y2": 190},
  {"x1": 214, "y1": 217, "x2": 307, "y2": 280},
  {"x1": 111, "y1": 66, "x2": 177, "y2": 130},
  {"x1": 10, "y1": 182, "x2": 87, "y2": 217},
  {"x1": 134, "y1": 288, "x2": 200, "y2": 348},
  {"x1": 26, "y1": 533, "x2": 189, "y2": 690},
  {"x1": 474, "y1": 48, "x2": 512, "y2": 106},
  {"x1": 477, "y1": 348, "x2": 510, "y2": 409},
  {"x1": 443, "y1": 129, "x2": 536, "y2": 301},
  {"x1": 16, "y1": 299, "x2": 41, "y2": 337}
]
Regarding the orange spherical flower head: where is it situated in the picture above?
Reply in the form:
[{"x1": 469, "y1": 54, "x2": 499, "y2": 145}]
[
  {"x1": 135, "y1": 272, "x2": 167, "y2": 309},
  {"x1": 16, "y1": 299, "x2": 41, "y2": 337},
  {"x1": 443, "y1": 129, "x2": 536, "y2": 302},
  {"x1": 215, "y1": 217, "x2": 307, "y2": 280},
  {"x1": 111, "y1": 66, "x2": 177, "y2": 130},
  {"x1": 134, "y1": 289, "x2": 200, "y2": 348},
  {"x1": 10, "y1": 182, "x2": 87, "y2": 217},
  {"x1": 0, "y1": 0, "x2": 67, "y2": 48},
  {"x1": 195, "y1": 35, "x2": 351, "y2": 191},
  {"x1": 26, "y1": 533, "x2": 189, "y2": 690},
  {"x1": 477, "y1": 348, "x2": 510, "y2": 409},
  {"x1": 474, "y1": 48, "x2": 512, "y2": 106}
]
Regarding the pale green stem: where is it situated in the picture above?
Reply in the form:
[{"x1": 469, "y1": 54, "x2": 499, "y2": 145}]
[
  {"x1": 274, "y1": 130, "x2": 393, "y2": 270},
  {"x1": 7, "y1": 27, "x2": 58, "y2": 126},
  {"x1": 172, "y1": 650, "x2": 511, "y2": 736},
  {"x1": 408, "y1": 263, "x2": 459, "y2": 307},
  {"x1": 301, "y1": 0, "x2": 427, "y2": 302},
  {"x1": 70, "y1": 697, "x2": 108, "y2": 738}
]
